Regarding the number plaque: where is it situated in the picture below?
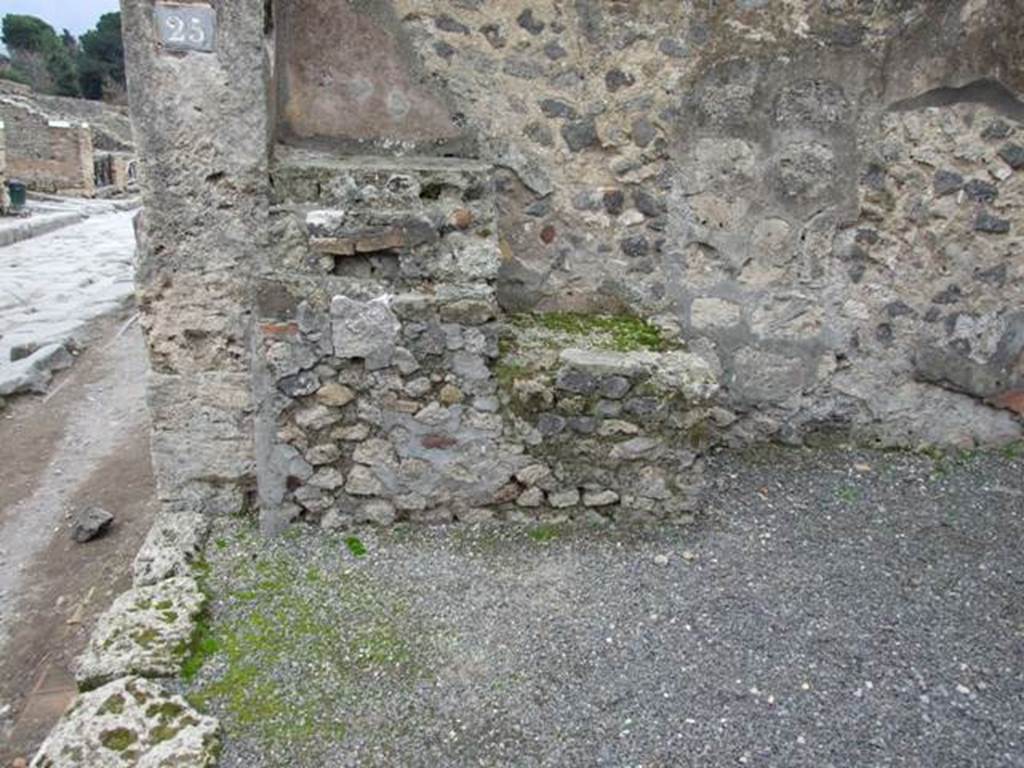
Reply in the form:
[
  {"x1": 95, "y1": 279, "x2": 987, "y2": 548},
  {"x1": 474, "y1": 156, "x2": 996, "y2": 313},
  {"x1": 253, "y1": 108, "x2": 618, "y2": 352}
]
[{"x1": 155, "y1": 4, "x2": 215, "y2": 52}]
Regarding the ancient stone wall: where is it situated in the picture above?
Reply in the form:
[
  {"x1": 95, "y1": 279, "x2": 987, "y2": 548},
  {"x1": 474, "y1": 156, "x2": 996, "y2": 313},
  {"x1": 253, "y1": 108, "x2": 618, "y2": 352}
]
[
  {"x1": 254, "y1": 152, "x2": 719, "y2": 529},
  {"x1": 122, "y1": 0, "x2": 1023, "y2": 530},
  {"x1": 94, "y1": 150, "x2": 138, "y2": 193},
  {"x1": 0, "y1": 99, "x2": 96, "y2": 196},
  {"x1": 0, "y1": 79, "x2": 32, "y2": 97},
  {"x1": 385, "y1": 0, "x2": 1024, "y2": 448},
  {"x1": 21, "y1": 92, "x2": 134, "y2": 152}
]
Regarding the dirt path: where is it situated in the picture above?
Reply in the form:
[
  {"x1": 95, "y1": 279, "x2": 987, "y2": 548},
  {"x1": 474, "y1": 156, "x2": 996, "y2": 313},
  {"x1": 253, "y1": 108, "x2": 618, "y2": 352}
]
[{"x1": 0, "y1": 305, "x2": 156, "y2": 764}]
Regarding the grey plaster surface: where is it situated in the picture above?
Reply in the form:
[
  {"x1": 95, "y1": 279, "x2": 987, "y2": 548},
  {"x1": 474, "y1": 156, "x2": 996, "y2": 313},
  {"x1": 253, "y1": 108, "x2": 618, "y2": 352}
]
[{"x1": 195, "y1": 444, "x2": 1024, "y2": 767}]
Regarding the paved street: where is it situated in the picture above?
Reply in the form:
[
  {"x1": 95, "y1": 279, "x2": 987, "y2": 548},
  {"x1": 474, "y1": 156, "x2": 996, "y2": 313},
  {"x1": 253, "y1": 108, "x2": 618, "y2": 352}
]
[
  {"x1": 0, "y1": 210, "x2": 155, "y2": 764},
  {"x1": 0, "y1": 207, "x2": 137, "y2": 372}
]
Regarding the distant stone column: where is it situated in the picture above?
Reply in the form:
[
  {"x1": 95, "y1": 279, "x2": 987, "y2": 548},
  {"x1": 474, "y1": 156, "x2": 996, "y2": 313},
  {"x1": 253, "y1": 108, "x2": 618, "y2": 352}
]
[
  {"x1": 0, "y1": 120, "x2": 8, "y2": 212},
  {"x1": 73, "y1": 122, "x2": 96, "y2": 197},
  {"x1": 120, "y1": 0, "x2": 270, "y2": 517}
]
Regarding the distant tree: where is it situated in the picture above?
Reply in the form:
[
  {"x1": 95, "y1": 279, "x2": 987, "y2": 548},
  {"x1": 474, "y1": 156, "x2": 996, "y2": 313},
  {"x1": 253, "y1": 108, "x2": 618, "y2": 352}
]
[
  {"x1": 1, "y1": 14, "x2": 79, "y2": 96},
  {"x1": 46, "y1": 44, "x2": 79, "y2": 96},
  {"x1": 1, "y1": 14, "x2": 54, "y2": 51},
  {"x1": 77, "y1": 13, "x2": 124, "y2": 102},
  {"x1": 61, "y1": 28, "x2": 79, "y2": 55}
]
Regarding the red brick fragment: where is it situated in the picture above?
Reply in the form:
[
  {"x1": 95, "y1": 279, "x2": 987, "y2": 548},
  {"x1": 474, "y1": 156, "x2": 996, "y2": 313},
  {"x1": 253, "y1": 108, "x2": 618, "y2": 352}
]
[
  {"x1": 260, "y1": 322, "x2": 299, "y2": 336},
  {"x1": 990, "y1": 390, "x2": 1024, "y2": 415},
  {"x1": 450, "y1": 208, "x2": 474, "y2": 230},
  {"x1": 422, "y1": 434, "x2": 458, "y2": 449}
]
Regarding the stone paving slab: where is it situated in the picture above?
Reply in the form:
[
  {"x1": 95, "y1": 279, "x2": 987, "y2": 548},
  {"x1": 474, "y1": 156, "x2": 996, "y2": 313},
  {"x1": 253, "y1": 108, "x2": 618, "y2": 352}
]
[
  {"x1": 31, "y1": 676, "x2": 218, "y2": 768},
  {"x1": 0, "y1": 208, "x2": 137, "y2": 377},
  {"x1": 189, "y1": 445, "x2": 1024, "y2": 768},
  {"x1": 75, "y1": 577, "x2": 205, "y2": 690},
  {"x1": 0, "y1": 197, "x2": 138, "y2": 248}
]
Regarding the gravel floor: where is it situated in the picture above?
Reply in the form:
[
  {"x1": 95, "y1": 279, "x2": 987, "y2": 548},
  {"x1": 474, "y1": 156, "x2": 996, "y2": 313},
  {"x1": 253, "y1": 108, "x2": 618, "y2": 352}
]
[{"x1": 191, "y1": 445, "x2": 1024, "y2": 768}]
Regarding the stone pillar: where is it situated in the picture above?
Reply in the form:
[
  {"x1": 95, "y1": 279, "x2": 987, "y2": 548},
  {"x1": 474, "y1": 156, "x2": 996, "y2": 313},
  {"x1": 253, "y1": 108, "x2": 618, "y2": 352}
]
[
  {"x1": 110, "y1": 152, "x2": 134, "y2": 192},
  {"x1": 73, "y1": 122, "x2": 96, "y2": 197},
  {"x1": 0, "y1": 120, "x2": 8, "y2": 213},
  {"x1": 120, "y1": 0, "x2": 270, "y2": 516}
]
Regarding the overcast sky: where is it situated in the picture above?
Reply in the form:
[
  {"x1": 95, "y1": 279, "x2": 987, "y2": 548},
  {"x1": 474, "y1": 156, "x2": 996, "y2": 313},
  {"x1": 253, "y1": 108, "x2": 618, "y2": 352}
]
[{"x1": 3, "y1": 0, "x2": 120, "y2": 38}]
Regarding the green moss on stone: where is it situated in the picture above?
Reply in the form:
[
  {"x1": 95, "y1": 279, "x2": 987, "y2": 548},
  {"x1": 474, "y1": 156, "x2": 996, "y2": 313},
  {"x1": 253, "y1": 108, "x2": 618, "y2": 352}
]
[
  {"x1": 99, "y1": 728, "x2": 138, "y2": 752},
  {"x1": 133, "y1": 628, "x2": 159, "y2": 648},
  {"x1": 96, "y1": 694, "x2": 125, "y2": 716},
  {"x1": 180, "y1": 613, "x2": 220, "y2": 681},
  {"x1": 514, "y1": 312, "x2": 669, "y2": 352},
  {"x1": 145, "y1": 701, "x2": 184, "y2": 720},
  {"x1": 494, "y1": 360, "x2": 530, "y2": 390},
  {"x1": 687, "y1": 419, "x2": 711, "y2": 449},
  {"x1": 179, "y1": 560, "x2": 217, "y2": 680},
  {"x1": 350, "y1": 623, "x2": 410, "y2": 666},
  {"x1": 150, "y1": 723, "x2": 181, "y2": 744},
  {"x1": 126, "y1": 681, "x2": 149, "y2": 705}
]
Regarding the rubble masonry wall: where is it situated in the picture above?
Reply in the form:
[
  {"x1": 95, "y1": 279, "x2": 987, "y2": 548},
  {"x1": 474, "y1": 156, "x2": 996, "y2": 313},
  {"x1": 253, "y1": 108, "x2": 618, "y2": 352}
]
[{"x1": 121, "y1": 0, "x2": 1024, "y2": 529}]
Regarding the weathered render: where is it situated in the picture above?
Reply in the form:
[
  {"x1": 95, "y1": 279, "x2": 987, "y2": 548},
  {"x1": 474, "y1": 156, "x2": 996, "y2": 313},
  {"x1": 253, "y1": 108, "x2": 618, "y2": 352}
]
[
  {"x1": 121, "y1": 0, "x2": 1023, "y2": 529},
  {"x1": 122, "y1": 0, "x2": 268, "y2": 519}
]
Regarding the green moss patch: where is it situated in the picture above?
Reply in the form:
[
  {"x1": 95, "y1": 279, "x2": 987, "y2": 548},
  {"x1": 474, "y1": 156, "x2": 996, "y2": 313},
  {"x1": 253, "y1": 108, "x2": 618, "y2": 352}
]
[
  {"x1": 180, "y1": 612, "x2": 219, "y2": 681},
  {"x1": 150, "y1": 722, "x2": 182, "y2": 744},
  {"x1": 145, "y1": 701, "x2": 184, "y2": 720},
  {"x1": 99, "y1": 727, "x2": 138, "y2": 752},
  {"x1": 345, "y1": 536, "x2": 368, "y2": 558},
  {"x1": 494, "y1": 359, "x2": 531, "y2": 390},
  {"x1": 836, "y1": 486, "x2": 861, "y2": 503},
  {"x1": 96, "y1": 694, "x2": 125, "y2": 716},
  {"x1": 186, "y1": 528, "x2": 431, "y2": 757},
  {"x1": 132, "y1": 628, "x2": 159, "y2": 649},
  {"x1": 528, "y1": 524, "x2": 561, "y2": 543},
  {"x1": 512, "y1": 312, "x2": 670, "y2": 352}
]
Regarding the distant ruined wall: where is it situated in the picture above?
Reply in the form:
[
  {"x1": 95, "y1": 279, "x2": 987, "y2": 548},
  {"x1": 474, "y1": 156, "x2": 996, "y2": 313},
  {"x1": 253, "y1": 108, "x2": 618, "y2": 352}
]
[
  {"x1": 94, "y1": 150, "x2": 138, "y2": 193},
  {"x1": 23, "y1": 92, "x2": 135, "y2": 152},
  {"x1": 122, "y1": 0, "x2": 1023, "y2": 527},
  {"x1": 0, "y1": 99, "x2": 96, "y2": 196}
]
